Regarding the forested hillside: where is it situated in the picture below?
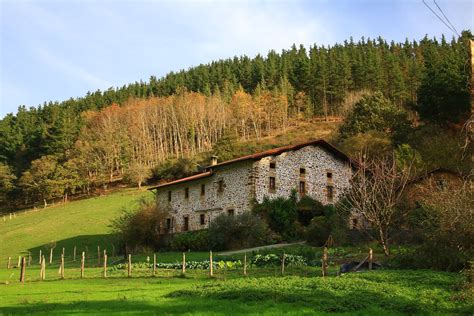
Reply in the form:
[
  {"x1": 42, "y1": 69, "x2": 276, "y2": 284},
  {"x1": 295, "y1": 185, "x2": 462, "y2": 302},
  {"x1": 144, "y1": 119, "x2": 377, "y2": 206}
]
[{"x1": 0, "y1": 31, "x2": 471, "y2": 209}]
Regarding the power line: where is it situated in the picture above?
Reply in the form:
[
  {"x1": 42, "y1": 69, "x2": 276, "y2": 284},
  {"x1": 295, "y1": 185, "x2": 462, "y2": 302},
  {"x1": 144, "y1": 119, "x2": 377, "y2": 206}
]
[
  {"x1": 432, "y1": 0, "x2": 461, "y2": 37},
  {"x1": 422, "y1": 0, "x2": 459, "y2": 36}
]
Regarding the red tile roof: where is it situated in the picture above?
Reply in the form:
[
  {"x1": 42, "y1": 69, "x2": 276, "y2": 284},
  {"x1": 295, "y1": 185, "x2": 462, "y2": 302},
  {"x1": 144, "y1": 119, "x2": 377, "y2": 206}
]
[
  {"x1": 148, "y1": 139, "x2": 356, "y2": 190},
  {"x1": 205, "y1": 139, "x2": 356, "y2": 169},
  {"x1": 148, "y1": 171, "x2": 213, "y2": 190}
]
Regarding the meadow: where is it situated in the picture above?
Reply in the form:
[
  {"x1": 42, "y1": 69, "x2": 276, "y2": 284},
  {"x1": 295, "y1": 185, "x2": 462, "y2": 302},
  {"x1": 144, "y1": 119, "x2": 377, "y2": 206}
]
[
  {"x1": 0, "y1": 189, "x2": 472, "y2": 315},
  {"x1": 0, "y1": 265, "x2": 471, "y2": 315}
]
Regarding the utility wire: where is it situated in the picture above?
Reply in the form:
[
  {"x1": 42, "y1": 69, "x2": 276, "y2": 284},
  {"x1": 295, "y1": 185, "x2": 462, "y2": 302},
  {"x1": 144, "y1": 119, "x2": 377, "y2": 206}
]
[
  {"x1": 432, "y1": 0, "x2": 461, "y2": 37},
  {"x1": 422, "y1": 0, "x2": 459, "y2": 36}
]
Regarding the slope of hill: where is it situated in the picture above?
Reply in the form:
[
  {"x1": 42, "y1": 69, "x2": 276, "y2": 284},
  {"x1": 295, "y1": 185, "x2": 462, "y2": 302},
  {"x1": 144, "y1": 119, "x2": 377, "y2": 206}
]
[
  {"x1": 0, "y1": 120, "x2": 340, "y2": 264},
  {"x1": 0, "y1": 189, "x2": 152, "y2": 264}
]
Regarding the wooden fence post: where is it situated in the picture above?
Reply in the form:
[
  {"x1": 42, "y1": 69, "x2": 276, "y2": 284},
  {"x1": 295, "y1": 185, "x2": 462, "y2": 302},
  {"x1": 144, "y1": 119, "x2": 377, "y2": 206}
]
[
  {"x1": 20, "y1": 257, "x2": 26, "y2": 283},
  {"x1": 40, "y1": 256, "x2": 46, "y2": 280},
  {"x1": 49, "y1": 248, "x2": 53, "y2": 264},
  {"x1": 244, "y1": 253, "x2": 247, "y2": 276},
  {"x1": 103, "y1": 253, "x2": 107, "y2": 278},
  {"x1": 17, "y1": 256, "x2": 21, "y2": 268},
  {"x1": 7, "y1": 256, "x2": 11, "y2": 269},
  {"x1": 128, "y1": 254, "x2": 132, "y2": 278},
  {"x1": 80, "y1": 252, "x2": 85, "y2": 278},
  {"x1": 60, "y1": 254, "x2": 65, "y2": 279},
  {"x1": 281, "y1": 253, "x2": 286, "y2": 275},
  {"x1": 322, "y1": 247, "x2": 328, "y2": 277},
  {"x1": 39, "y1": 250, "x2": 42, "y2": 264},
  {"x1": 182, "y1": 252, "x2": 186, "y2": 275},
  {"x1": 62, "y1": 247, "x2": 65, "y2": 257},
  {"x1": 369, "y1": 248, "x2": 373, "y2": 271},
  {"x1": 153, "y1": 253, "x2": 156, "y2": 276},
  {"x1": 209, "y1": 251, "x2": 213, "y2": 277},
  {"x1": 97, "y1": 246, "x2": 101, "y2": 266},
  {"x1": 73, "y1": 246, "x2": 76, "y2": 262}
]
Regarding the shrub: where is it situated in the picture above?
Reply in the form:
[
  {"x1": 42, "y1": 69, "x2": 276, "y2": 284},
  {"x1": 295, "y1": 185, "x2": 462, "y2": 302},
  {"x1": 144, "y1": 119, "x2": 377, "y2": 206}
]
[
  {"x1": 306, "y1": 205, "x2": 349, "y2": 246},
  {"x1": 110, "y1": 198, "x2": 168, "y2": 252},
  {"x1": 170, "y1": 229, "x2": 209, "y2": 251},
  {"x1": 251, "y1": 253, "x2": 306, "y2": 267},
  {"x1": 297, "y1": 195, "x2": 325, "y2": 226},
  {"x1": 208, "y1": 212, "x2": 271, "y2": 251},
  {"x1": 253, "y1": 191, "x2": 298, "y2": 239}
]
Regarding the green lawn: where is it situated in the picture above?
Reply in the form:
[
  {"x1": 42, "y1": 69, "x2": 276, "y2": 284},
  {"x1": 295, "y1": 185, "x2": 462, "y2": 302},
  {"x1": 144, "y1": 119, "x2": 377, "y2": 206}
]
[
  {"x1": 0, "y1": 189, "x2": 152, "y2": 265},
  {"x1": 0, "y1": 188, "x2": 472, "y2": 314},
  {"x1": 0, "y1": 266, "x2": 471, "y2": 315}
]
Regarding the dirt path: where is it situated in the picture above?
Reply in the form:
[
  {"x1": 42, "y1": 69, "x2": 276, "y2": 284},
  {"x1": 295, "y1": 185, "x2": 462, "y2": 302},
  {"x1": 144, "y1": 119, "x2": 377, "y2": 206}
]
[{"x1": 217, "y1": 241, "x2": 306, "y2": 255}]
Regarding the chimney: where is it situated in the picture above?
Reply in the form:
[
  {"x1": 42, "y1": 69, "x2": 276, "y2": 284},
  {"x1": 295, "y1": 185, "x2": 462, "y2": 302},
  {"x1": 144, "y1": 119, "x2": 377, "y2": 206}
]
[{"x1": 210, "y1": 155, "x2": 218, "y2": 166}]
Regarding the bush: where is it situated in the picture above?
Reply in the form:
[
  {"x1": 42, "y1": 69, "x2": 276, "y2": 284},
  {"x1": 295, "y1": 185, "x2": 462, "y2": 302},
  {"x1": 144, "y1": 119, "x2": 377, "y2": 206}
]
[
  {"x1": 170, "y1": 230, "x2": 209, "y2": 251},
  {"x1": 297, "y1": 195, "x2": 325, "y2": 226},
  {"x1": 251, "y1": 253, "x2": 306, "y2": 267},
  {"x1": 306, "y1": 205, "x2": 349, "y2": 246},
  {"x1": 110, "y1": 198, "x2": 168, "y2": 252},
  {"x1": 208, "y1": 212, "x2": 272, "y2": 251},
  {"x1": 253, "y1": 191, "x2": 298, "y2": 239}
]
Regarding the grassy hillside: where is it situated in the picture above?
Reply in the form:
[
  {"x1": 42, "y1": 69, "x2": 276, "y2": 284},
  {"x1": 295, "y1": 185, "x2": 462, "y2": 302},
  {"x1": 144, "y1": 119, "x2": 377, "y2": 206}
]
[{"x1": 0, "y1": 189, "x2": 152, "y2": 264}]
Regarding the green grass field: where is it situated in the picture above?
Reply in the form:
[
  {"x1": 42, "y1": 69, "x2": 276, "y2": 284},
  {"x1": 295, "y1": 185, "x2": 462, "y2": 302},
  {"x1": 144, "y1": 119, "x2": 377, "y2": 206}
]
[
  {"x1": 1, "y1": 187, "x2": 472, "y2": 314},
  {"x1": 0, "y1": 266, "x2": 471, "y2": 315},
  {"x1": 0, "y1": 189, "x2": 152, "y2": 265}
]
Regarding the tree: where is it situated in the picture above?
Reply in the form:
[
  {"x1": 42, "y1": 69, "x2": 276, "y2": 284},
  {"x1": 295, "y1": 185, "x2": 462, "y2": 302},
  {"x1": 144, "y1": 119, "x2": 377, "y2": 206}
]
[
  {"x1": 18, "y1": 155, "x2": 66, "y2": 207},
  {"x1": 0, "y1": 163, "x2": 16, "y2": 204},
  {"x1": 338, "y1": 92, "x2": 411, "y2": 144},
  {"x1": 341, "y1": 153, "x2": 413, "y2": 256}
]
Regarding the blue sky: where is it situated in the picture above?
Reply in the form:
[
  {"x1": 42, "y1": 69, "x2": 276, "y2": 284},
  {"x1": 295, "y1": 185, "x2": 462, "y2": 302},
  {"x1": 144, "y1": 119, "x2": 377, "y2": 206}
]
[{"x1": 0, "y1": 0, "x2": 472, "y2": 118}]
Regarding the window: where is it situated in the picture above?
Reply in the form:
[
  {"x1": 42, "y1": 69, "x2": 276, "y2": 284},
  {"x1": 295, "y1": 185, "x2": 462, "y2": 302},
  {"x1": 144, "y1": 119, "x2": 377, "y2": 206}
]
[
  {"x1": 168, "y1": 191, "x2": 172, "y2": 202},
  {"x1": 300, "y1": 168, "x2": 306, "y2": 175},
  {"x1": 269, "y1": 177, "x2": 276, "y2": 191},
  {"x1": 184, "y1": 187, "x2": 189, "y2": 199},
  {"x1": 227, "y1": 209, "x2": 235, "y2": 216},
  {"x1": 218, "y1": 180, "x2": 224, "y2": 193},
  {"x1": 183, "y1": 216, "x2": 189, "y2": 231},
  {"x1": 327, "y1": 172, "x2": 333, "y2": 179},
  {"x1": 270, "y1": 162, "x2": 276, "y2": 169},
  {"x1": 326, "y1": 185, "x2": 334, "y2": 203},
  {"x1": 201, "y1": 184, "x2": 205, "y2": 196},
  {"x1": 166, "y1": 218, "x2": 172, "y2": 229},
  {"x1": 299, "y1": 181, "x2": 306, "y2": 195},
  {"x1": 200, "y1": 214, "x2": 206, "y2": 225}
]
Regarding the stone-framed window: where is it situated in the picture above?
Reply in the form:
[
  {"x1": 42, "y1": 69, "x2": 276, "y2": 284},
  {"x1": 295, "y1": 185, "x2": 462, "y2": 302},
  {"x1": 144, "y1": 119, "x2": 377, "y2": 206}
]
[
  {"x1": 326, "y1": 185, "x2": 334, "y2": 203},
  {"x1": 269, "y1": 176, "x2": 276, "y2": 192},
  {"x1": 227, "y1": 209, "x2": 235, "y2": 216},
  {"x1": 218, "y1": 179, "x2": 224, "y2": 193},
  {"x1": 166, "y1": 218, "x2": 172, "y2": 229},
  {"x1": 183, "y1": 216, "x2": 189, "y2": 231},
  {"x1": 270, "y1": 162, "x2": 276, "y2": 169},
  {"x1": 200, "y1": 214, "x2": 206, "y2": 225},
  {"x1": 168, "y1": 191, "x2": 172, "y2": 202},
  {"x1": 300, "y1": 168, "x2": 306, "y2": 175},
  {"x1": 327, "y1": 172, "x2": 333, "y2": 179},
  {"x1": 201, "y1": 184, "x2": 206, "y2": 196},
  {"x1": 184, "y1": 187, "x2": 189, "y2": 199},
  {"x1": 299, "y1": 181, "x2": 306, "y2": 195}
]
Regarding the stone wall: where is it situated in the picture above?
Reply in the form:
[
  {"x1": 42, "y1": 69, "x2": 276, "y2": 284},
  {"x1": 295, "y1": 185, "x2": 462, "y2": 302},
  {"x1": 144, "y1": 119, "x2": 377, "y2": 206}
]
[
  {"x1": 155, "y1": 144, "x2": 353, "y2": 234},
  {"x1": 253, "y1": 145, "x2": 352, "y2": 204},
  {"x1": 156, "y1": 161, "x2": 253, "y2": 233}
]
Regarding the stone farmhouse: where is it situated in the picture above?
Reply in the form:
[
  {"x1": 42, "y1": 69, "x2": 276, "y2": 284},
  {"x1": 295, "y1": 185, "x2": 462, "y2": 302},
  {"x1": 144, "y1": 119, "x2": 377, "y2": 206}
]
[{"x1": 149, "y1": 139, "x2": 356, "y2": 234}]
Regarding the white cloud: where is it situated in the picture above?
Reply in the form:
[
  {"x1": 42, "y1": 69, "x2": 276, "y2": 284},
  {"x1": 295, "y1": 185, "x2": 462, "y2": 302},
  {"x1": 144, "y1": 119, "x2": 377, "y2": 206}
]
[{"x1": 35, "y1": 47, "x2": 113, "y2": 89}]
